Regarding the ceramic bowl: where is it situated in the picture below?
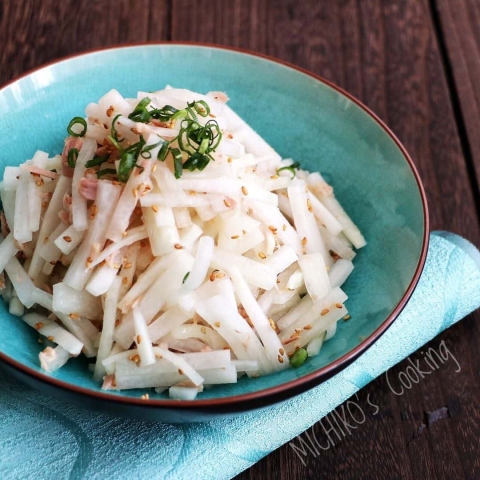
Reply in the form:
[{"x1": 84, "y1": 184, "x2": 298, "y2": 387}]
[{"x1": 0, "y1": 44, "x2": 428, "y2": 422}]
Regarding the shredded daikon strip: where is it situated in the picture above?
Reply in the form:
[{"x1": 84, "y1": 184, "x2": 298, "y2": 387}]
[{"x1": 0, "y1": 86, "x2": 365, "y2": 392}]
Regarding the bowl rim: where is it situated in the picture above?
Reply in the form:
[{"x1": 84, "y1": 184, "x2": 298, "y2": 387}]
[{"x1": 0, "y1": 42, "x2": 430, "y2": 409}]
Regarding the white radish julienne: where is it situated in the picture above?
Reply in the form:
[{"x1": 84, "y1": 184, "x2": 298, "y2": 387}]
[{"x1": 0, "y1": 86, "x2": 365, "y2": 395}]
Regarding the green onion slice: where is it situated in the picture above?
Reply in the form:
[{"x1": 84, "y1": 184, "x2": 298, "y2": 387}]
[
  {"x1": 85, "y1": 155, "x2": 108, "y2": 168},
  {"x1": 67, "y1": 117, "x2": 87, "y2": 137},
  {"x1": 171, "y1": 148, "x2": 183, "y2": 179},
  {"x1": 118, "y1": 152, "x2": 137, "y2": 183},
  {"x1": 277, "y1": 162, "x2": 300, "y2": 178},
  {"x1": 182, "y1": 271, "x2": 190, "y2": 284},
  {"x1": 289, "y1": 347, "x2": 308, "y2": 368},
  {"x1": 97, "y1": 168, "x2": 117, "y2": 177},
  {"x1": 67, "y1": 148, "x2": 79, "y2": 168}
]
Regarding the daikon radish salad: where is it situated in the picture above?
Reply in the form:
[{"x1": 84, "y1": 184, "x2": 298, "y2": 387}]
[{"x1": 0, "y1": 87, "x2": 366, "y2": 401}]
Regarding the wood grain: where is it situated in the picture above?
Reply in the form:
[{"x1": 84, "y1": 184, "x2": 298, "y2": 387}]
[{"x1": 0, "y1": 0, "x2": 478, "y2": 478}]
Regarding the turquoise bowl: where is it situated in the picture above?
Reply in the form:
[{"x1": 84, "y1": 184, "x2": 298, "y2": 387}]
[{"x1": 0, "y1": 44, "x2": 428, "y2": 422}]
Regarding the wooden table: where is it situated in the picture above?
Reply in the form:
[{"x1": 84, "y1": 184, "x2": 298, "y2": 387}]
[{"x1": 1, "y1": 1, "x2": 479, "y2": 478}]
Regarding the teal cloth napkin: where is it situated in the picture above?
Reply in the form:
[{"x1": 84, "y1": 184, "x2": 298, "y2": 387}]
[{"x1": 0, "y1": 231, "x2": 479, "y2": 480}]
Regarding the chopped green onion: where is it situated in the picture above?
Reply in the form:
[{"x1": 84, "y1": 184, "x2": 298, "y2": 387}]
[
  {"x1": 171, "y1": 148, "x2": 183, "y2": 179},
  {"x1": 67, "y1": 148, "x2": 79, "y2": 168},
  {"x1": 107, "y1": 135, "x2": 123, "y2": 152},
  {"x1": 182, "y1": 272, "x2": 190, "y2": 284},
  {"x1": 85, "y1": 155, "x2": 108, "y2": 168},
  {"x1": 111, "y1": 114, "x2": 124, "y2": 142},
  {"x1": 67, "y1": 117, "x2": 87, "y2": 137},
  {"x1": 97, "y1": 168, "x2": 117, "y2": 177},
  {"x1": 128, "y1": 97, "x2": 152, "y2": 123},
  {"x1": 277, "y1": 162, "x2": 300, "y2": 179},
  {"x1": 118, "y1": 152, "x2": 137, "y2": 183},
  {"x1": 150, "y1": 105, "x2": 178, "y2": 122},
  {"x1": 157, "y1": 142, "x2": 170, "y2": 162},
  {"x1": 141, "y1": 138, "x2": 163, "y2": 159},
  {"x1": 193, "y1": 100, "x2": 210, "y2": 117},
  {"x1": 289, "y1": 347, "x2": 308, "y2": 368}
]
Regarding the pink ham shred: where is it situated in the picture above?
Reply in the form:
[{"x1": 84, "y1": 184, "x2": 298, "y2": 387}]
[
  {"x1": 61, "y1": 137, "x2": 83, "y2": 177},
  {"x1": 22, "y1": 165, "x2": 58, "y2": 179},
  {"x1": 78, "y1": 177, "x2": 98, "y2": 200}
]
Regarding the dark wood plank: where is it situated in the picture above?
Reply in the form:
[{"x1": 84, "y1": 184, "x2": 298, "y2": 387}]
[
  {"x1": 435, "y1": 0, "x2": 480, "y2": 192},
  {"x1": 170, "y1": 1, "x2": 480, "y2": 478},
  {"x1": 0, "y1": 0, "x2": 169, "y2": 85}
]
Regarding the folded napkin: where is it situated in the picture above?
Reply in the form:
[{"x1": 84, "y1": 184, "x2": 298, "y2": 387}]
[{"x1": 1, "y1": 231, "x2": 479, "y2": 480}]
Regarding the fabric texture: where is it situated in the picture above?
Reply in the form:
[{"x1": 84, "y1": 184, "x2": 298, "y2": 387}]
[{"x1": 0, "y1": 231, "x2": 479, "y2": 480}]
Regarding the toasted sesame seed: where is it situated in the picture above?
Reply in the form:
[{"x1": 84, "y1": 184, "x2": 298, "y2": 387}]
[
  {"x1": 216, "y1": 272, "x2": 225, "y2": 278},
  {"x1": 178, "y1": 369, "x2": 184, "y2": 375},
  {"x1": 283, "y1": 224, "x2": 287, "y2": 231},
  {"x1": 242, "y1": 229, "x2": 247, "y2": 234},
  {"x1": 278, "y1": 355, "x2": 284, "y2": 364},
  {"x1": 151, "y1": 205, "x2": 159, "y2": 212},
  {"x1": 343, "y1": 314, "x2": 351, "y2": 321},
  {"x1": 63, "y1": 235, "x2": 72, "y2": 243},
  {"x1": 41, "y1": 201, "x2": 49, "y2": 208},
  {"x1": 69, "y1": 313, "x2": 79, "y2": 319},
  {"x1": 106, "y1": 106, "x2": 114, "y2": 117},
  {"x1": 307, "y1": 199, "x2": 313, "y2": 212},
  {"x1": 277, "y1": 278, "x2": 281, "y2": 284},
  {"x1": 200, "y1": 326, "x2": 207, "y2": 334},
  {"x1": 241, "y1": 186, "x2": 248, "y2": 196},
  {"x1": 231, "y1": 235, "x2": 240, "y2": 239},
  {"x1": 34, "y1": 322, "x2": 44, "y2": 330},
  {"x1": 258, "y1": 252, "x2": 266, "y2": 259},
  {"x1": 279, "y1": 348, "x2": 285, "y2": 355},
  {"x1": 227, "y1": 157, "x2": 233, "y2": 163},
  {"x1": 302, "y1": 237, "x2": 308, "y2": 246},
  {"x1": 269, "y1": 318, "x2": 276, "y2": 330},
  {"x1": 86, "y1": 257, "x2": 93, "y2": 267},
  {"x1": 124, "y1": 262, "x2": 132, "y2": 270},
  {"x1": 152, "y1": 163, "x2": 158, "y2": 173},
  {"x1": 122, "y1": 231, "x2": 128, "y2": 237},
  {"x1": 268, "y1": 225, "x2": 277, "y2": 233},
  {"x1": 136, "y1": 335, "x2": 142, "y2": 344},
  {"x1": 304, "y1": 324, "x2": 313, "y2": 330},
  {"x1": 214, "y1": 321, "x2": 221, "y2": 328},
  {"x1": 224, "y1": 199, "x2": 232, "y2": 208},
  {"x1": 321, "y1": 308, "x2": 329, "y2": 316},
  {"x1": 174, "y1": 243, "x2": 183, "y2": 249},
  {"x1": 335, "y1": 303, "x2": 343, "y2": 309},
  {"x1": 122, "y1": 277, "x2": 128, "y2": 285},
  {"x1": 155, "y1": 354, "x2": 163, "y2": 359},
  {"x1": 270, "y1": 174, "x2": 279, "y2": 179},
  {"x1": 47, "y1": 335, "x2": 54, "y2": 342},
  {"x1": 36, "y1": 179, "x2": 44, "y2": 187}
]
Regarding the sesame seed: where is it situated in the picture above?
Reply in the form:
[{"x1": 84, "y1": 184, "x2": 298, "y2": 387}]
[
  {"x1": 321, "y1": 308, "x2": 329, "y2": 316},
  {"x1": 269, "y1": 318, "x2": 276, "y2": 330},
  {"x1": 231, "y1": 235, "x2": 240, "y2": 239},
  {"x1": 47, "y1": 335, "x2": 54, "y2": 341},
  {"x1": 258, "y1": 252, "x2": 266, "y2": 259},
  {"x1": 283, "y1": 224, "x2": 287, "y2": 231},
  {"x1": 302, "y1": 237, "x2": 308, "y2": 246},
  {"x1": 216, "y1": 272, "x2": 225, "y2": 278},
  {"x1": 63, "y1": 236, "x2": 72, "y2": 243},
  {"x1": 122, "y1": 231, "x2": 128, "y2": 237},
  {"x1": 335, "y1": 303, "x2": 343, "y2": 309},
  {"x1": 200, "y1": 326, "x2": 207, "y2": 334},
  {"x1": 241, "y1": 186, "x2": 248, "y2": 196},
  {"x1": 34, "y1": 322, "x2": 44, "y2": 330},
  {"x1": 151, "y1": 205, "x2": 159, "y2": 212},
  {"x1": 41, "y1": 201, "x2": 49, "y2": 208},
  {"x1": 86, "y1": 257, "x2": 92, "y2": 267},
  {"x1": 136, "y1": 335, "x2": 142, "y2": 344},
  {"x1": 106, "y1": 106, "x2": 114, "y2": 117},
  {"x1": 36, "y1": 179, "x2": 44, "y2": 187},
  {"x1": 227, "y1": 157, "x2": 233, "y2": 163},
  {"x1": 242, "y1": 229, "x2": 247, "y2": 234},
  {"x1": 278, "y1": 355, "x2": 284, "y2": 363},
  {"x1": 174, "y1": 244, "x2": 183, "y2": 249},
  {"x1": 279, "y1": 348, "x2": 285, "y2": 355},
  {"x1": 343, "y1": 314, "x2": 351, "y2": 321},
  {"x1": 270, "y1": 174, "x2": 279, "y2": 179},
  {"x1": 224, "y1": 199, "x2": 232, "y2": 208},
  {"x1": 307, "y1": 199, "x2": 313, "y2": 212},
  {"x1": 152, "y1": 163, "x2": 158, "y2": 173},
  {"x1": 122, "y1": 277, "x2": 128, "y2": 285},
  {"x1": 276, "y1": 278, "x2": 281, "y2": 284},
  {"x1": 214, "y1": 321, "x2": 221, "y2": 328},
  {"x1": 268, "y1": 225, "x2": 277, "y2": 233},
  {"x1": 304, "y1": 324, "x2": 313, "y2": 330},
  {"x1": 69, "y1": 313, "x2": 79, "y2": 319}
]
